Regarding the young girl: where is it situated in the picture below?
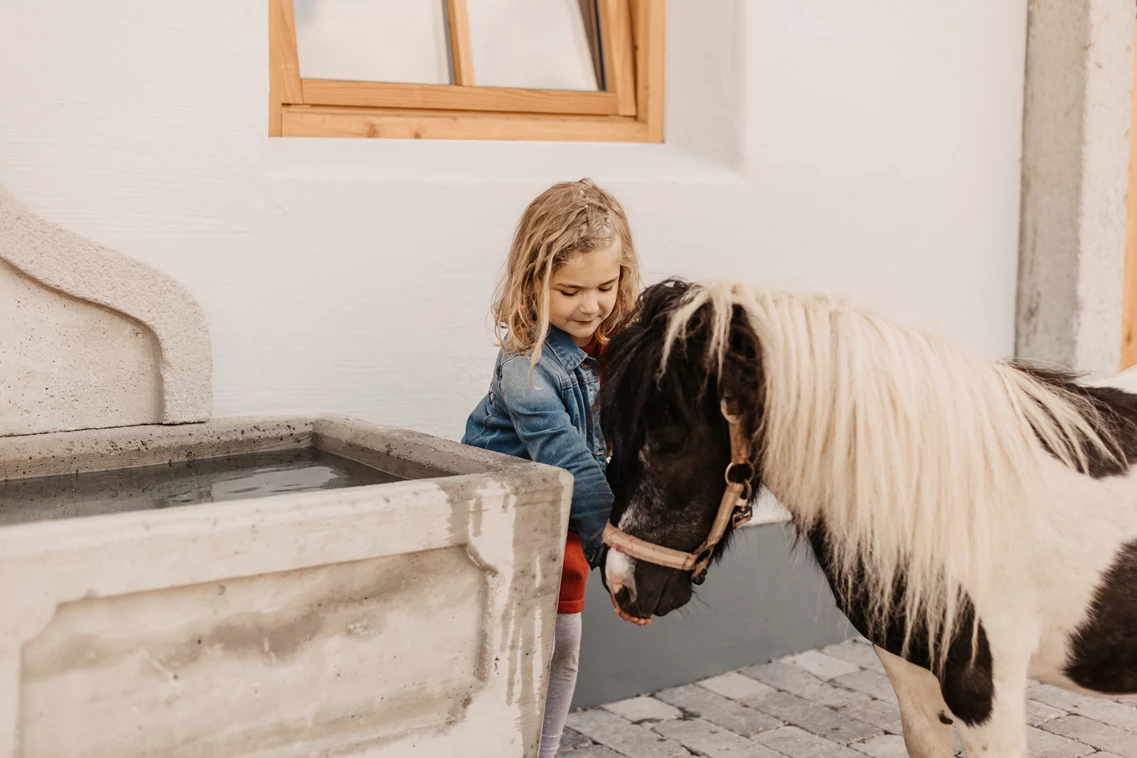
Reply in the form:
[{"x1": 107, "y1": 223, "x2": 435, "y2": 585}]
[{"x1": 462, "y1": 179, "x2": 645, "y2": 757}]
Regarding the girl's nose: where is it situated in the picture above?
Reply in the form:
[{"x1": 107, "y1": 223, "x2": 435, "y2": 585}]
[{"x1": 581, "y1": 292, "x2": 600, "y2": 314}]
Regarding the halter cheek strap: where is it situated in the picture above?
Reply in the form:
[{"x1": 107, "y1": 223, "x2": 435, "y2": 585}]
[{"x1": 601, "y1": 399, "x2": 755, "y2": 584}]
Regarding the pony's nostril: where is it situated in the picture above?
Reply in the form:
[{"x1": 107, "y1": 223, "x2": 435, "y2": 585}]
[{"x1": 614, "y1": 585, "x2": 633, "y2": 608}]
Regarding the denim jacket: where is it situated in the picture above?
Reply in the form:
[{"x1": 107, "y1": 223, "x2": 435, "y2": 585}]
[{"x1": 462, "y1": 327, "x2": 611, "y2": 567}]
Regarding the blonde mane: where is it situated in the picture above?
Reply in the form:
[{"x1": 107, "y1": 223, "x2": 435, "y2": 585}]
[{"x1": 662, "y1": 280, "x2": 1119, "y2": 665}]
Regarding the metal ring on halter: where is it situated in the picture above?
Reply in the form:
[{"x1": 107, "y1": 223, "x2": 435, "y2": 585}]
[
  {"x1": 691, "y1": 547, "x2": 714, "y2": 584},
  {"x1": 724, "y1": 462, "x2": 754, "y2": 503},
  {"x1": 724, "y1": 461, "x2": 752, "y2": 485}
]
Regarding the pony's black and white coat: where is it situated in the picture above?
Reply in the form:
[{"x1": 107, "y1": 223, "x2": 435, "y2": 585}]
[{"x1": 598, "y1": 279, "x2": 1137, "y2": 758}]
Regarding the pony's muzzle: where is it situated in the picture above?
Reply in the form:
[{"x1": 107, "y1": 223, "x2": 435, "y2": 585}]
[{"x1": 604, "y1": 548, "x2": 638, "y2": 607}]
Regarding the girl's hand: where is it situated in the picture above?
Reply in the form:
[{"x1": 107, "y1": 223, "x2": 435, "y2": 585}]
[{"x1": 611, "y1": 597, "x2": 652, "y2": 626}]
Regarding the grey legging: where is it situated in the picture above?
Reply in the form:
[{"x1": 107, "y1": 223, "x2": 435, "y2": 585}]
[{"x1": 539, "y1": 612, "x2": 582, "y2": 758}]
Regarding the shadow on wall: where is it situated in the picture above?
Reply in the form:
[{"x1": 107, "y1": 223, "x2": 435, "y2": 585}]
[{"x1": 573, "y1": 523, "x2": 856, "y2": 708}]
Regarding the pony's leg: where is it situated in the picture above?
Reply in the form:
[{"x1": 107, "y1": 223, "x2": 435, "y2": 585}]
[
  {"x1": 953, "y1": 672, "x2": 1027, "y2": 758},
  {"x1": 876, "y1": 646, "x2": 956, "y2": 758}
]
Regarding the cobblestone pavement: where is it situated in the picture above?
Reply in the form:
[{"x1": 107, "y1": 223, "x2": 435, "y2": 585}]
[{"x1": 559, "y1": 637, "x2": 1136, "y2": 758}]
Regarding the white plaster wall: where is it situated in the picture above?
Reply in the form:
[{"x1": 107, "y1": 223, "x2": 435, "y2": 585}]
[{"x1": 0, "y1": 0, "x2": 1028, "y2": 440}]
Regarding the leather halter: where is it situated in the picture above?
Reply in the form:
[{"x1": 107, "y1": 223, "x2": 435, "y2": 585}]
[{"x1": 601, "y1": 400, "x2": 755, "y2": 585}]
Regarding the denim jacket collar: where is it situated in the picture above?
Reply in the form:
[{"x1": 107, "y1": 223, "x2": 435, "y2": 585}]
[{"x1": 543, "y1": 327, "x2": 591, "y2": 371}]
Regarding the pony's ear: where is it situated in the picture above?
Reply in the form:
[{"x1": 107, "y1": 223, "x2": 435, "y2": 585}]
[
  {"x1": 638, "y1": 278, "x2": 694, "y2": 328},
  {"x1": 721, "y1": 305, "x2": 762, "y2": 420}
]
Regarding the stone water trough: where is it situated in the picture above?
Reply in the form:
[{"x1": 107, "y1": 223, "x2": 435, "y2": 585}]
[{"x1": 0, "y1": 188, "x2": 569, "y2": 757}]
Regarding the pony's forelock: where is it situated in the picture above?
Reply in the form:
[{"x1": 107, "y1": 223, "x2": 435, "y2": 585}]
[{"x1": 599, "y1": 279, "x2": 710, "y2": 448}]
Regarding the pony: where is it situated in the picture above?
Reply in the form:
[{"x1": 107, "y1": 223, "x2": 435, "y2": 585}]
[{"x1": 597, "y1": 278, "x2": 1137, "y2": 758}]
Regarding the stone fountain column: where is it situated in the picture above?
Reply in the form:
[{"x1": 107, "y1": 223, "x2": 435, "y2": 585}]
[{"x1": 0, "y1": 184, "x2": 211, "y2": 436}]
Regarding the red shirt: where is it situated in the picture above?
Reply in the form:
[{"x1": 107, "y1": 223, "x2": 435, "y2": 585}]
[{"x1": 559, "y1": 337, "x2": 602, "y2": 614}]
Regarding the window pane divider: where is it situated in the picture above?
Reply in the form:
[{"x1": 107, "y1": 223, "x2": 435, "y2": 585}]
[
  {"x1": 600, "y1": 0, "x2": 636, "y2": 116},
  {"x1": 445, "y1": 0, "x2": 475, "y2": 86}
]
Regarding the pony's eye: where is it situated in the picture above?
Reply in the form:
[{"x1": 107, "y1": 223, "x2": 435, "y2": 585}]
[{"x1": 649, "y1": 434, "x2": 684, "y2": 456}]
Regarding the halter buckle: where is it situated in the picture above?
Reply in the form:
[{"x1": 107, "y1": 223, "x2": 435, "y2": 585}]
[{"x1": 731, "y1": 503, "x2": 753, "y2": 529}]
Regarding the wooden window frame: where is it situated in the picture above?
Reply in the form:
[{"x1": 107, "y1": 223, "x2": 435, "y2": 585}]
[{"x1": 268, "y1": 0, "x2": 665, "y2": 142}]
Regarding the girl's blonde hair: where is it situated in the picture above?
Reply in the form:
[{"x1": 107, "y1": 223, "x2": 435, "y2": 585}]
[{"x1": 493, "y1": 178, "x2": 641, "y2": 363}]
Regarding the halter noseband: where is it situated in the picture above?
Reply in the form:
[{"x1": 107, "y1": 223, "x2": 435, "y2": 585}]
[{"x1": 601, "y1": 399, "x2": 755, "y2": 585}]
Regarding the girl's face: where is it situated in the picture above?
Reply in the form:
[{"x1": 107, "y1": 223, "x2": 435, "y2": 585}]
[{"x1": 548, "y1": 242, "x2": 622, "y2": 347}]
